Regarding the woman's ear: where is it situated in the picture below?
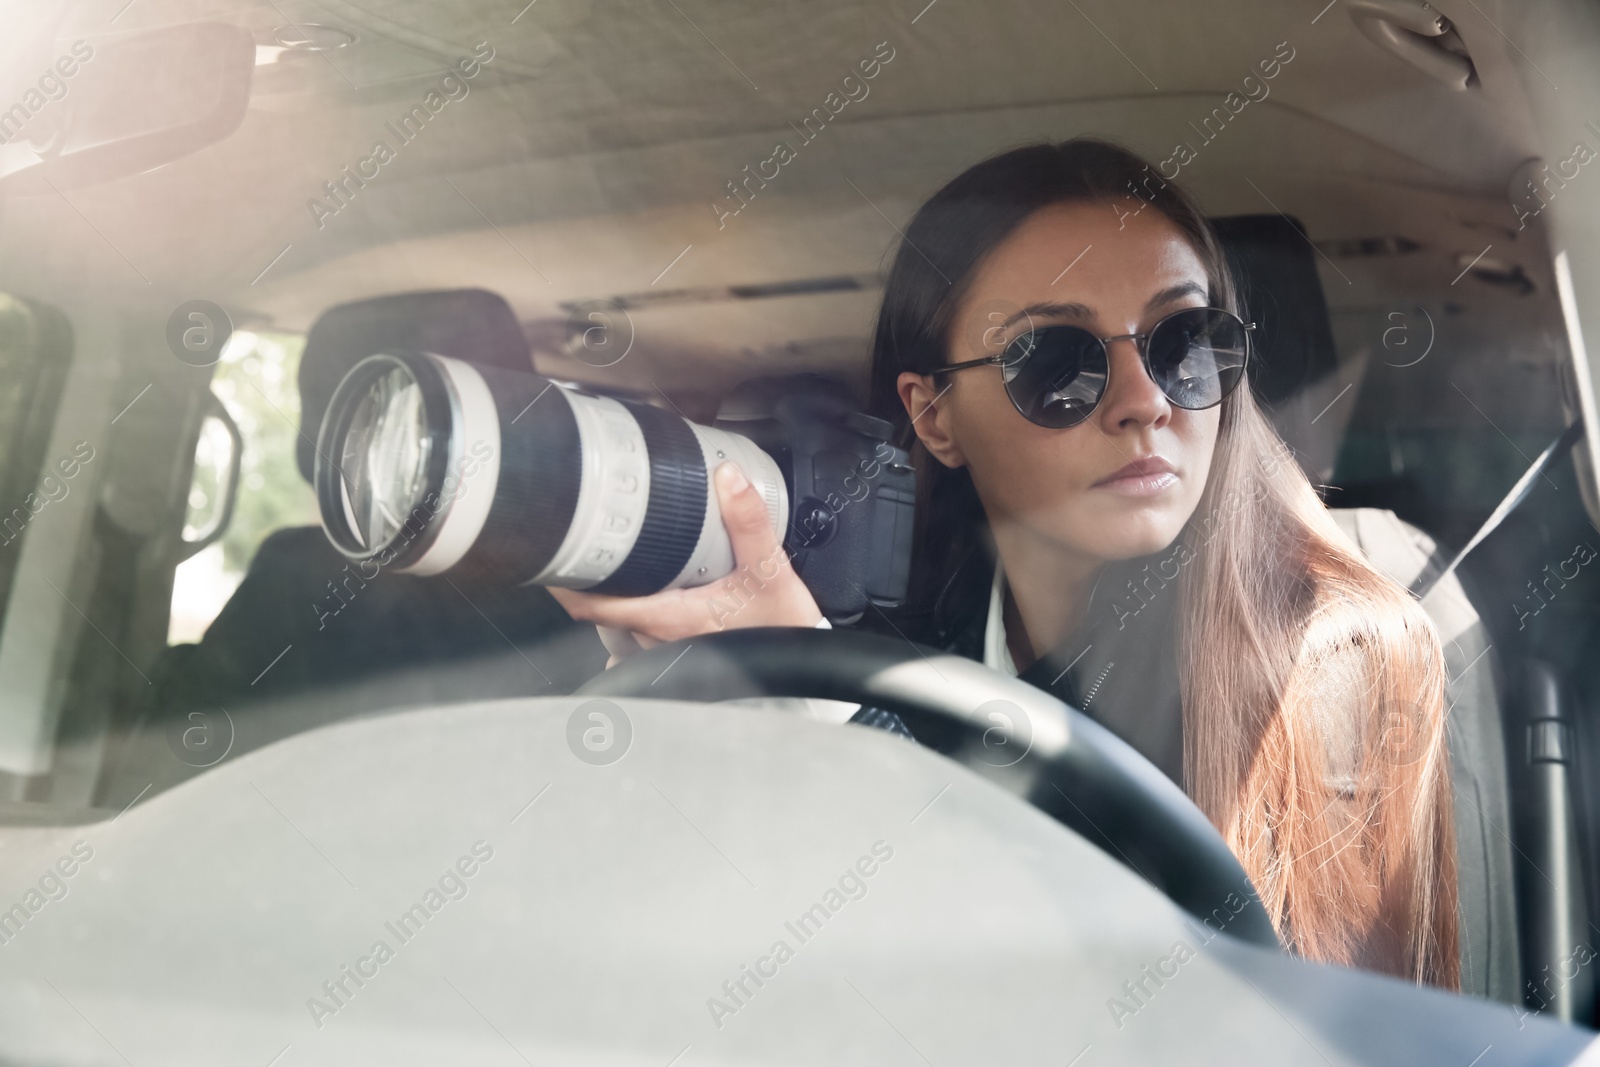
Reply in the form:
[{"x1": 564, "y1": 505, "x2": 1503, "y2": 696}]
[{"x1": 897, "y1": 371, "x2": 966, "y2": 468}]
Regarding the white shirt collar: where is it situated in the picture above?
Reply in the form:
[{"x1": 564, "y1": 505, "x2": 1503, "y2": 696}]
[{"x1": 983, "y1": 553, "x2": 1019, "y2": 677}]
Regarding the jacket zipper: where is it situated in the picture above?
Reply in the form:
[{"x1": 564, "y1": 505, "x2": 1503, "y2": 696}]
[{"x1": 1082, "y1": 662, "x2": 1114, "y2": 708}]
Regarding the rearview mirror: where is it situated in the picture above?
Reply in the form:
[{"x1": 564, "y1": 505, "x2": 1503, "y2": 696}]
[{"x1": 0, "y1": 21, "x2": 253, "y2": 194}]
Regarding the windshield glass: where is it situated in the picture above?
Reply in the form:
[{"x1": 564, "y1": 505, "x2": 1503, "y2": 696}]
[{"x1": 2, "y1": 0, "x2": 1599, "y2": 1057}]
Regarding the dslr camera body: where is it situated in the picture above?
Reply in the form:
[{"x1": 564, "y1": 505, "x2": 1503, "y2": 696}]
[{"x1": 713, "y1": 375, "x2": 915, "y2": 620}]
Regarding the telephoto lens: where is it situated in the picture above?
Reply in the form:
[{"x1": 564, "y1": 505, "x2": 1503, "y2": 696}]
[{"x1": 314, "y1": 350, "x2": 787, "y2": 595}]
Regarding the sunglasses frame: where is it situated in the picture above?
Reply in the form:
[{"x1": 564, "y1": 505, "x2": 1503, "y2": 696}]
[{"x1": 930, "y1": 305, "x2": 1256, "y2": 428}]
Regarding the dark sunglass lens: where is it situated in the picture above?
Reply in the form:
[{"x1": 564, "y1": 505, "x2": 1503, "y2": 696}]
[
  {"x1": 1002, "y1": 326, "x2": 1107, "y2": 428},
  {"x1": 1148, "y1": 309, "x2": 1247, "y2": 409}
]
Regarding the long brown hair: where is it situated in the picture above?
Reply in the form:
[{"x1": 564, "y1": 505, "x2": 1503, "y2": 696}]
[{"x1": 867, "y1": 138, "x2": 1458, "y2": 985}]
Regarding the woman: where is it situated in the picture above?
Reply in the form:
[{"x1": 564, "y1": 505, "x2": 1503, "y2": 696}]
[{"x1": 552, "y1": 138, "x2": 1459, "y2": 987}]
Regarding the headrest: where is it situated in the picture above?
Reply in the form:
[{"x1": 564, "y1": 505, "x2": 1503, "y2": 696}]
[
  {"x1": 296, "y1": 289, "x2": 530, "y2": 484},
  {"x1": 1211, "y1": 214, "x2": 1339, "y2": 409}
]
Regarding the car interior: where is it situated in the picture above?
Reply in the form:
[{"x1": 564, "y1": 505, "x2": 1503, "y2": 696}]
[{"x1": 2, "y1": 0, "x2": 1600, "y2": 1060}]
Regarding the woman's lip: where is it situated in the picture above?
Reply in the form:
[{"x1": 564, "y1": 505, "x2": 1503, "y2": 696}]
[
  {"x1": 1092, "y1": 456, "x2": 1176, "y2": 487},
  {"x1": 1093, "y1": 470, "x2": 1179, "y2": 496}
]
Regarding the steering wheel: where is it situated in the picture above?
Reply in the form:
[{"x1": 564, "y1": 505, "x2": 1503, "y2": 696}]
[{"x1": 577, "y1": 626, "x2": 1282, "y2": 949}]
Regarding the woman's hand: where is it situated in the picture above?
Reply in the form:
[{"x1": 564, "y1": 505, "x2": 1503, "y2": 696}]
[{"x1": 549, "y1": 462, "x2": 824, "y2": 664}]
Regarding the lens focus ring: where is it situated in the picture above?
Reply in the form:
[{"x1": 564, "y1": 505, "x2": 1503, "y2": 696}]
[{"x1": 587, "y1": 401, "x2": 708, "y2": 596}]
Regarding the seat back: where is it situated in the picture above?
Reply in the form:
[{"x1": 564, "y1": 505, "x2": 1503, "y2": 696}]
[{"x1": 1328, "y1": 508, "x2": 1520, "y2": 1004}]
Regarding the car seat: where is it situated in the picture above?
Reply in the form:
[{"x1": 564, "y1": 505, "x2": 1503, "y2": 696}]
[{"x1": 1220, "y1": 214, "x2": 1519, "y2": 1004}]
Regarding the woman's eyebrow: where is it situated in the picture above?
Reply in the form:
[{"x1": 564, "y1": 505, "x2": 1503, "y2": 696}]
[
  {"x1": 997, "y1": 301, "x2": 1094, "y2": 330},
  {"x1": 996, "y1": 283, "x2": 1207, "y2": 332},
  {"x1": 1144, "y1": 281, "x2": 1209, "y2": 311}
]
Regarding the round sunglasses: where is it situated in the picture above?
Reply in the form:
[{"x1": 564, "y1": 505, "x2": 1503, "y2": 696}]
[{"x1": 932, "y1": 306, "x2": 1255, "y2": 429}]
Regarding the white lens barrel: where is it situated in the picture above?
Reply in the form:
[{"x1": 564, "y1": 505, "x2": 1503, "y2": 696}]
[
  {"x1": 318, "y1": 350, "x2": 790, "y2": 596},
  {"x1": 406, "y1": 355, "x2": 502, "y2": 576},
  {"x1": 529, "y1": 393, "x2": 788, "y2": 590},
  {"x1": 668, "y1": 424, "x2": 787, "y2": 589},
  {"x1": 527, "y1": 390, "x2": 654, "y2": 587}
]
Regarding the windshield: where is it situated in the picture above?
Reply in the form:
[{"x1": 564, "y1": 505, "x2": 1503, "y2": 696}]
[{"x1": 2, "y1": 0, "x2": 1599, "y2": 1059}]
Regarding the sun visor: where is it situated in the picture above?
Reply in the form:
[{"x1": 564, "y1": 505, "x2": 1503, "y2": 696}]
[{"x1": 0, "y1": 22, "x2": 253, "y2": 194}]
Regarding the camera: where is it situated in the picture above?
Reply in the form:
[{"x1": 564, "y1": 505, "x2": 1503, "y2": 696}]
[{"x1": 312, "y1": 351, "x2": 916, "y2": 620}]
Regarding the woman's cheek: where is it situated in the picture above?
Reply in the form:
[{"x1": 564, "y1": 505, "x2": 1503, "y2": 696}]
[{"x1": 992, "y1": 433, "x2": 1092, "y2": 524}]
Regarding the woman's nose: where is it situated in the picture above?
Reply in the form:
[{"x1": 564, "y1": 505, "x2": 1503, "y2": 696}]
[{"x1": 1094, "y1": 337, "x2": 1170, "y2": 431}]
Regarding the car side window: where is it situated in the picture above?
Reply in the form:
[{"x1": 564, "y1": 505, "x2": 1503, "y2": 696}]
[
  {"x1": 0, "y1": 293, "x2": 72, "y2": 639},
  {"x1": 167, "y1": 331, "x2": 318, "y2": 645}
]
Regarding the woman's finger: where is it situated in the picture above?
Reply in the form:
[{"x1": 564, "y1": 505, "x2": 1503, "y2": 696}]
[
  {"x1": 550, "y1": 585, "x2": 695, "y2": 636},
  {"x1": 545, "y1": 462, "x2": 823, "y2": 646},
  {"x1": 714, "y1": 461, "x2": 789, "y2": 577}
]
